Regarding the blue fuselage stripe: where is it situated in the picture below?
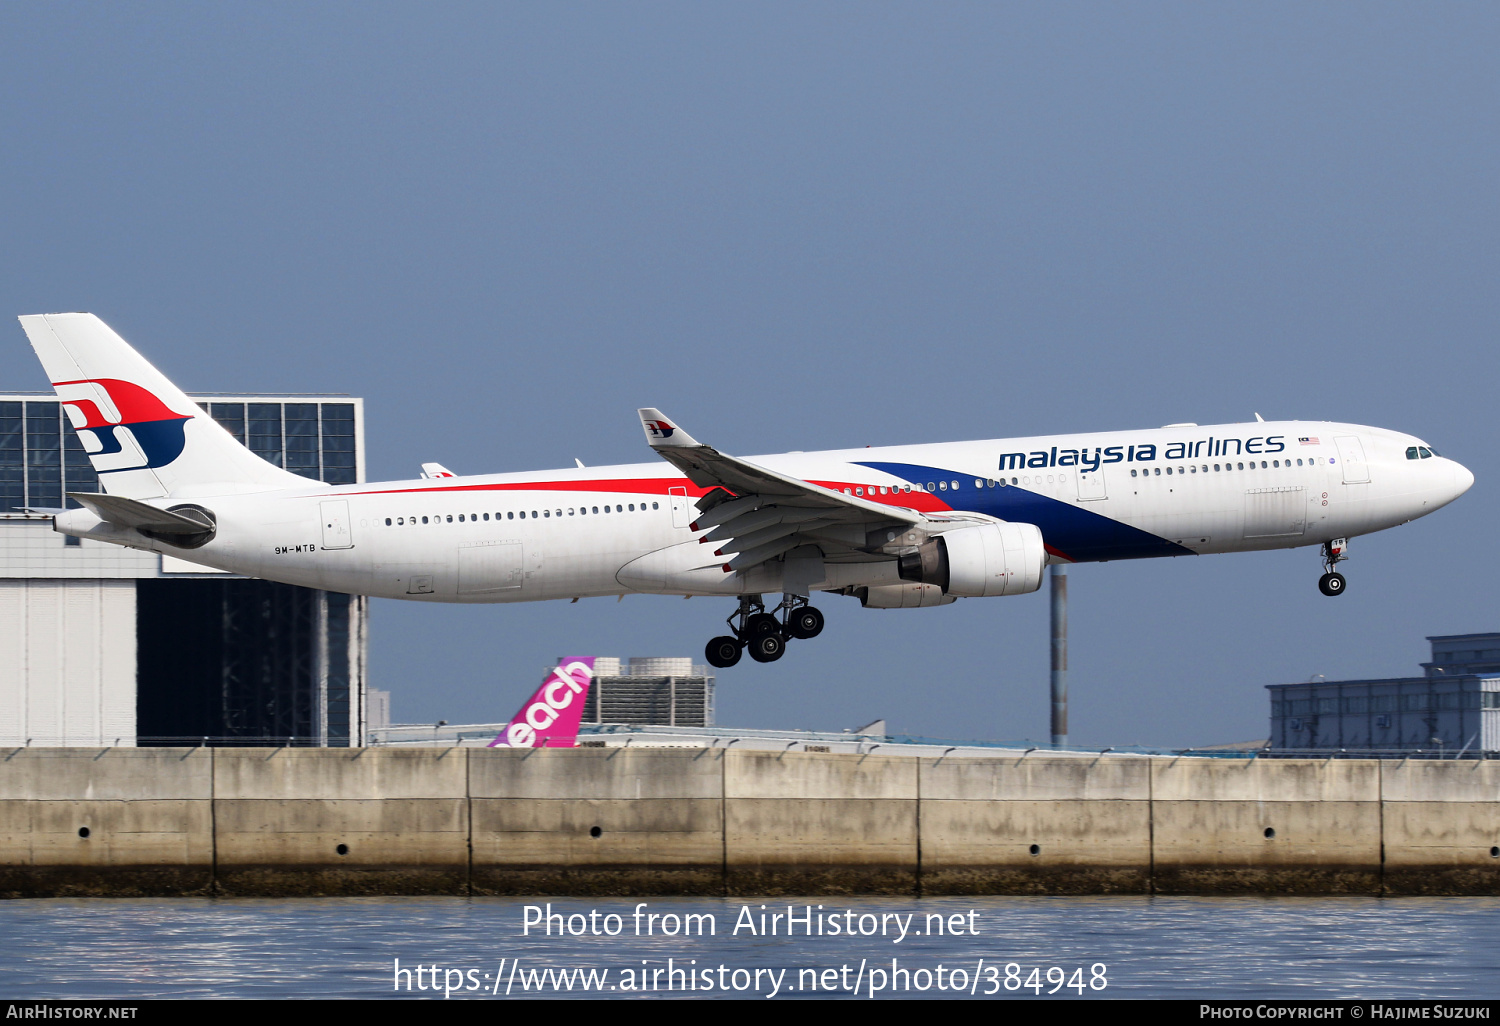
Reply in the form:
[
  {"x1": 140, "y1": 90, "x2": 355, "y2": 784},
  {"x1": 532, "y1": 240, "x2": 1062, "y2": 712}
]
[{"x1": 855, "y1": 461, "x2": 1195, "y2": 562}]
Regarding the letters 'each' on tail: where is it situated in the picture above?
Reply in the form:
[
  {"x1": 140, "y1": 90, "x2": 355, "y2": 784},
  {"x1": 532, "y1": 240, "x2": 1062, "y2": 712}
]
[{"x1": 489, "y1": 657, "x2": 595, "y2": 748}]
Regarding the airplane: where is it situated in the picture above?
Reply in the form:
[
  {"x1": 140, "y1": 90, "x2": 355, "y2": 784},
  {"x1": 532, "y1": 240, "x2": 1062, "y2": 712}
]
[
  {"x1": 489, "y1": 657, "x2": 596, "y2": 749},
  {"x1": 19, "y1": 313, "x2": 1474, "y2": 669}
]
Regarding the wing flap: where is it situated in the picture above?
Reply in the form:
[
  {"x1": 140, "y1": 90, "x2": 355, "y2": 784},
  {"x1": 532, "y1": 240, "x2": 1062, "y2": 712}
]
[{"x1": 637, "y1": 408, "x2": 931, "y2": 575}]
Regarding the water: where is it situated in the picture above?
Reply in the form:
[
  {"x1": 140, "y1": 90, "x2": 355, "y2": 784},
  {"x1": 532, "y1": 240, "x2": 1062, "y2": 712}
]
[{"x1": 3, "y1": 895, "x2": 1499, "y2": 999}]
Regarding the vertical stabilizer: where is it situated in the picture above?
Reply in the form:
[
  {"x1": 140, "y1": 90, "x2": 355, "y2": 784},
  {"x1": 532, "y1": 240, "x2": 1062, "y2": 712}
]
[
  {"x1": 489, "y1": 657, "x2": 596, "y2": 748},
  {"x1": 18, "y1": 313, "x2": 315, "y2": 500}
]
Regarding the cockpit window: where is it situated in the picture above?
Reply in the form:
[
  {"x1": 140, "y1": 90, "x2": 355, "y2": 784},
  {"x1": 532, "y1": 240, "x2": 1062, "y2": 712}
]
[
  {"x1": 1419, "y1": 447, "x2": 1433, "y2": 459},
  {"x1": 1406, "y1": 447, "x2": 1419, "y2": 460}
]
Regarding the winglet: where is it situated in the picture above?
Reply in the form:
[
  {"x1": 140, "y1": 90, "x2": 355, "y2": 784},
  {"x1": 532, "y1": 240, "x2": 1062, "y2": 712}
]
[{"x1": 637, "y1": 409, "x2": 701, "y2": 448}]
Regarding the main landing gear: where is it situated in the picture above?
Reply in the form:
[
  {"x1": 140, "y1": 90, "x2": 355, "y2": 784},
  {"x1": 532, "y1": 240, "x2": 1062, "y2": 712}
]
[
  {"x1": 705, "y1": 594, "x2": 826, "y2": 668},
  {"x1": 1318, "y1": 538, "x2": 1348, "y2": 597}
]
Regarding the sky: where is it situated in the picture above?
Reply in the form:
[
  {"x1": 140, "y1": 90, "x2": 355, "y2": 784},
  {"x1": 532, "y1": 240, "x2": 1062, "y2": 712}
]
[{"x1": 1, "y1": 3, "x2": 1494, "y2": 747}]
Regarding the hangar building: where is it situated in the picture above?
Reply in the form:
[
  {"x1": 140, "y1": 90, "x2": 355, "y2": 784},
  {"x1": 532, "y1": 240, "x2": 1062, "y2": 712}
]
[
  {"x1": 1268, "y1": 633, "x2": 1500, "y2": 754},
  {"x1": 0, "y1": 393, "x2": 368, "y2": 747}
]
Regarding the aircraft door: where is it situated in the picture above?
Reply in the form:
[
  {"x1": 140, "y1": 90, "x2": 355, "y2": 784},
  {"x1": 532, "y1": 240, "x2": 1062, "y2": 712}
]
[
  {"x1": 1334, "y1": 436, "x2": 1371, "y2": 484},
  {"x1": 668, "y1": 486, "x2": 691, "y2": 528},
  {"x1": 1076, "y1": 470, "x2": 1107, "y2": 501},
  {"x1": 319, "y1": 500, "x2": 354, "y2": 549}
]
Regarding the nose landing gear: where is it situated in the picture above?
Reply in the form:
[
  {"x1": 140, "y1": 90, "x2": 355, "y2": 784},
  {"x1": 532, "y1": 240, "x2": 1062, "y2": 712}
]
[
  {"x1": 703, "y1": 594, "x2": 826, "y2": 668},
  {"x1": 1318, "y1": 538, "x2": 1348, "y2": 597}
]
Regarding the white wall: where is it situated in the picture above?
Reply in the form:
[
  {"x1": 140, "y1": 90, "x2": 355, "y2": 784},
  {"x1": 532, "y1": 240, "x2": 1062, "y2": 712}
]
[{"x1": 0, "y1": 579, "x2": 136, "y2": 746}]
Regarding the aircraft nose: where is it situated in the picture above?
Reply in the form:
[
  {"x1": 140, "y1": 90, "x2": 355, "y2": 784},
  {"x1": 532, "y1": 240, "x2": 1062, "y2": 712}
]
[{"x1": 1452, "y1": 461, "x2": 1475, "y2": 499}]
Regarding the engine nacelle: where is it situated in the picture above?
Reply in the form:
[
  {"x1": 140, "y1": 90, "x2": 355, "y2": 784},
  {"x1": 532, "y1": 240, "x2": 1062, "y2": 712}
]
[
  {"x1": 854, "y1": 583, "x2": 957, "y2": 608},
  {"x1": 897, "y1": 522, "x2": 1045, "y2": 597}
]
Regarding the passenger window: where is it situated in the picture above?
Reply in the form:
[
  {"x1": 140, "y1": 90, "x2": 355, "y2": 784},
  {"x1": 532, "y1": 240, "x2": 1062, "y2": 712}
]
[
  {"x1": 1261, "y1": 461, "x2": 1268, "y2": 468},
  {"x1": 926, "y1": 482, "x2": 936, "y2": 492},
  {"x1": 483, "y1": 513, "x2": 490, "y2": 521},
  {"x1": 568, "y1": 508, "x2": 575, "y2": 516},
  {"x1": 555, "y1": 509, "x2": 562, "y2": 517},
  {"x1": 1237, "y1": 463, "x2": 1244, "y2": 470},
  {"x1": 458, "y1": 514, "x2": 465, "y2": 522},
  {"x1": 1131, "y1": 469, "x2": 1138, "y2": 478},
  {"x1": 446, "y1": 515, "x2": 453, "y2": 523},
  {"x1": 629, "y1": 504, "x2": 635, "y2": 511},
  {"x1": 543, "y1": 510, "x2": 550, "y2": 518},
  {"x1": 592, "y1": 506, "x2": 599, "y2": 514},
  {"x1": 385, "y1": 518, "x2": 392, "y2": 526},
  {"x1": 1166, "y1": 467, "x2": 1173, "y2": 476},
  {"x1": 422, "y1": 516, "x2": 429, "y2": 524},
  {"x1": 855, "y1": 487, "x2": 864, "y2": 496},
  {"x1": 1190, "y1": 466, "x2": 1196, "y2": 473},
  {"x1": 652, "y1": 502, "x2": 659, "y2": 510},
  {"x1": 396, "y1": 517, "x2": 404, "y2": 525},
  {"x1": 1154, "y1": 468, "x2": 1161, "y2": 476},
  {"x1": 616, "y1": 505, "x2": 623, "y2": 512},
  {"x1": 938, "y1": 481, "x2": 947, "y2": 491},
  {"x1": 1213, "y1": 464, "x2": 1220, "y2": 472},
  {"x1": 951, "y1": 480, "x2": 960, "y2": 490},
  {"x1": 1010, "y1": 478, "x2": 1017, "y2": 485}
]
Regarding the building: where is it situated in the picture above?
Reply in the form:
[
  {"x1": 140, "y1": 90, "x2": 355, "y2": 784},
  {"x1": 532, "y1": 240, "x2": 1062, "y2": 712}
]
[
  {"x1": 582, "y1": 657, "x2": 715, "y2": 728},
  {"x1": 1268, "y1": 634, "x2": 1500, "y2": 754},
  {"x1": 0, "y1": 393, "x2": 368, "y2": 747}
]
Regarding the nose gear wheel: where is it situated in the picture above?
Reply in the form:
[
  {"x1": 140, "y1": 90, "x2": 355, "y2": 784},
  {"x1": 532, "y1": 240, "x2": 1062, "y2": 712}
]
[{"x1": 1318, "y1": 539, "x2": 1349, "y2": 597}]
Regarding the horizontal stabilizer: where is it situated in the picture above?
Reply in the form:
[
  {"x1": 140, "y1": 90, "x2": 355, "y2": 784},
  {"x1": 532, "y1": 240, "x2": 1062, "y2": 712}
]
[{"x1": 67, "y1": 492, "x2": 212, "y2": 535}]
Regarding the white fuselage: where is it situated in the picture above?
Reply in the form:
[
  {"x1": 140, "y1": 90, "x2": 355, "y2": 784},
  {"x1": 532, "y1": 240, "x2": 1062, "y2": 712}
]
[{"x1": 60, "y1": 419, "x2": 1472, "y2": 602}]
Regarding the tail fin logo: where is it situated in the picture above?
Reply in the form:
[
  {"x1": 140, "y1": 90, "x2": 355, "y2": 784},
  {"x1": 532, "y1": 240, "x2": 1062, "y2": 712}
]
[
  {"x1": 644, "y1": 420, "x2": 675, "y2": 440},
  {"x1": 54, "y1": 378, "x2": 193, "y2": 470},
  {"x1": 489, "y1": 657, "x2": 595, "y2": 749}
]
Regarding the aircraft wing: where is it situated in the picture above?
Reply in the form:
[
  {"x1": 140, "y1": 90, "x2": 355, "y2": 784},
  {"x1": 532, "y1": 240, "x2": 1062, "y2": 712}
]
[{"x1": 637, "y1": 408, "x2": 931, "y2": 572}]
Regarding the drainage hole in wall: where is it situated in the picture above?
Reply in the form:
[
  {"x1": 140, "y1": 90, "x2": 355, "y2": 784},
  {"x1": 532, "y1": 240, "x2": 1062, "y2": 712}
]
[
  {"x1": 336, "y1": 844, "x2": 349, "y2": 856},
  {"x1": 1490, "y1": 846, "x2": 1499, "y2": 858},
  {"x1": 590, "y1": 826, "x2": 602, "y2": 839},
  {"x1": 1028, "y1": 844, "x2": 1040, "y2": 856},
  {"x1": 77, "y1": 827, "x2": 90, "y2": 839},
  {"x1": 1264, "y1": 828, "x2": 1276, "y2": 839}
]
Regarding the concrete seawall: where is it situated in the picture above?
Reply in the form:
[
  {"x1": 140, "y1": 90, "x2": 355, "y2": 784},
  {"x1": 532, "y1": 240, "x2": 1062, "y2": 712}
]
[{"x1": 3, "y1": 747, "x2": 1498, "y2": 898}]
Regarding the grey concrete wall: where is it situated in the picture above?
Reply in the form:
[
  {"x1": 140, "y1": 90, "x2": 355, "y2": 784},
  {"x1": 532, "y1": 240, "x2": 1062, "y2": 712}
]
[
  {"x1": 0, "y1": 747, "x2": 212, "y2": 896},
  {"x1": 213, "y1": 748, "x2": 469, "y2": 896},
  {"x1": 725, "y1": 750, "x2": 917, "y2": 895},
  {"x1": 920, "y1": 755, "x2": 1151, "y2": 895},
  {"x1": 1382, "y1": 759, "x2": 1500, "y2": 895},
  {"x1": 1151, "y1": 757, "x2": 1382, "y2": 894},
  {"x1": 3, "y1": 747, "x2": 1500, "y2": 896},
  {"x1": 469, "y1": 747, "x2": 724, "y2": 895}
]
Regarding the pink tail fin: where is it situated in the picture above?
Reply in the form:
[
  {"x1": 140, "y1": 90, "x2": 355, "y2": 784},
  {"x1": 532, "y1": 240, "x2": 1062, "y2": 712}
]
[{"x1": 489, "y1": 657, "x2": 595, "y2": 748}]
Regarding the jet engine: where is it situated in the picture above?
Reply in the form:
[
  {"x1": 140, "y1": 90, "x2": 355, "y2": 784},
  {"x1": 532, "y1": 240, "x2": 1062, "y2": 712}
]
[
  {"x1": 896, "y1": 521, "x2": 1045, "y2": 597},
  {"x1": 853, "y1": 582, "x2": 957, "y2": 608}
]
